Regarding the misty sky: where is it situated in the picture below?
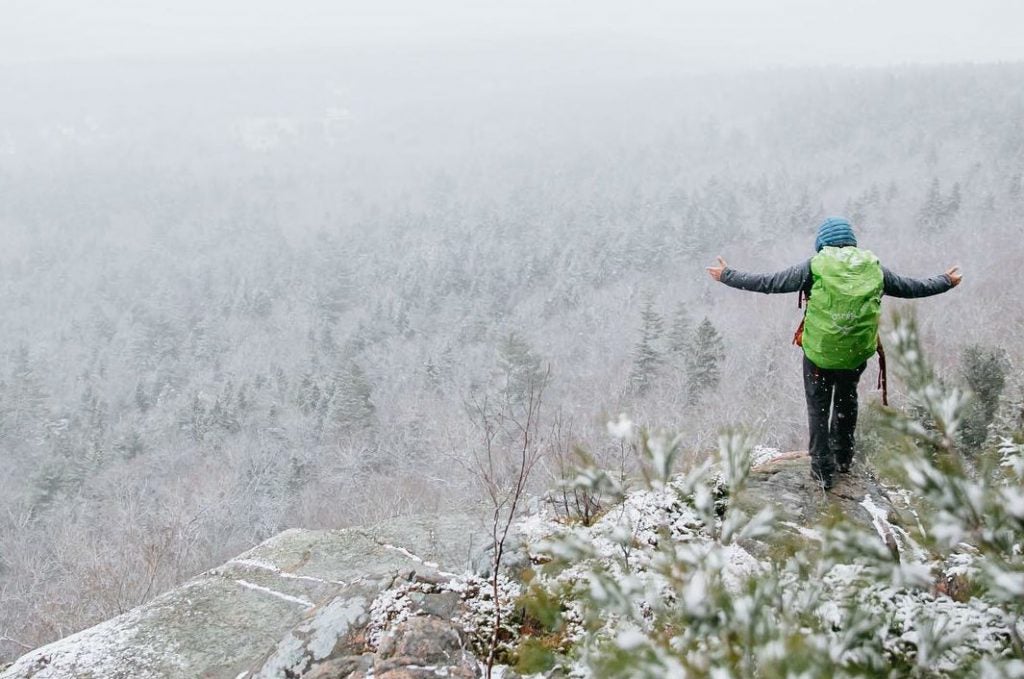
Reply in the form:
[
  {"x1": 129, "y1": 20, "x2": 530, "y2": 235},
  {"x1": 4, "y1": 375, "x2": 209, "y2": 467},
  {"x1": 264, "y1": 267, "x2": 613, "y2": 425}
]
[{"x1": 4, "y1": 0, "x2": 1023, "y2": 68}]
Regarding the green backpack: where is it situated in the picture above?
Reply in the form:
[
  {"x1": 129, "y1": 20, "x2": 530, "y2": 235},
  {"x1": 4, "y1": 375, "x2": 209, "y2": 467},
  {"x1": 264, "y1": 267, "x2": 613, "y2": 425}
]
[{"x1": 801, "y1": 246, "x2": 884, "y2": 370}]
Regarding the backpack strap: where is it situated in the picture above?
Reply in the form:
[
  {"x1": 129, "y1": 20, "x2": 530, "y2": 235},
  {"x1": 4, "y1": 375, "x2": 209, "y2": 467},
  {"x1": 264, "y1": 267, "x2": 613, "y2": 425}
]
[
  {"x1": 876, "y1": 338, "x2": 888, "y2": 406},
  {"x1": 793, "y1": 289, "x2": 809, "y2": 346}
]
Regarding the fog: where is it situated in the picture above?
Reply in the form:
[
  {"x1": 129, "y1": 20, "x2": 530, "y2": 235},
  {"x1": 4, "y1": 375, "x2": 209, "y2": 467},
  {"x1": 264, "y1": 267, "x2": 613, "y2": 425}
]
[
  {"x1": 5, "y1": 0, "x2": 1024, "y2": 67},
  {"x1": 1, "y1": 1, "x2": 1023, "y2": 664}
]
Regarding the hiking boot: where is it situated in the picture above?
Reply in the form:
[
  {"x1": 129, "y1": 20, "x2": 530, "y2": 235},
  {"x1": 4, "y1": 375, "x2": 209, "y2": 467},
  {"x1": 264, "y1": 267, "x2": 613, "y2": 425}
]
[{"x1": 810, "y1": 469, "x2": 834, "y2": 491}]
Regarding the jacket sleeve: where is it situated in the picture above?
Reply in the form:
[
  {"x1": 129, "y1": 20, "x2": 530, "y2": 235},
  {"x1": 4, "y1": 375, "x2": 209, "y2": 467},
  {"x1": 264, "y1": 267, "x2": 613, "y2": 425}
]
[
  {"x1": 882, "y1": 267, "x2": 954, "y2": 298},
  {"x1": 720, "y1": 260, "x2": 812, "y2": 294}
]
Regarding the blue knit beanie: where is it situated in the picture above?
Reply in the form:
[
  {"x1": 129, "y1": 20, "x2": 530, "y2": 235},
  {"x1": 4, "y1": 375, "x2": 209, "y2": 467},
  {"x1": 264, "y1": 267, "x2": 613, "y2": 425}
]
[{"x1": 814, "y1": 217, "x2": 857, "y2": 252}]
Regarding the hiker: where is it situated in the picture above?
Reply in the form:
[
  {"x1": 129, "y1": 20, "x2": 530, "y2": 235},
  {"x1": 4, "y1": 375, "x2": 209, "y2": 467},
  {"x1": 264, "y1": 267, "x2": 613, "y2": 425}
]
[{"x1": 706, "y1": 217, "x2": 962, "y2": 489}]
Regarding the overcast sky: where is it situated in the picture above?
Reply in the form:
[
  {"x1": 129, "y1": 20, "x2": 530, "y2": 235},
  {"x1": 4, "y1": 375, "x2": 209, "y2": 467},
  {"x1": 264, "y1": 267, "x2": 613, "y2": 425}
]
[{"x1": 3, "y1": 0, "x2": 1022, "y2": 69}]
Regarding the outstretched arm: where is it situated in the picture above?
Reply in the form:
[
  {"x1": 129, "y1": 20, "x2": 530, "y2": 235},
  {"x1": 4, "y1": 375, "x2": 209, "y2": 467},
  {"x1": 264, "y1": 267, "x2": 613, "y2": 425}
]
[
  {"x1": 883, "y1": 265, "x2": 962, "y2": 298},
  {"x1": 707, "y1": 256, "x2": 812, "y2": 294}
]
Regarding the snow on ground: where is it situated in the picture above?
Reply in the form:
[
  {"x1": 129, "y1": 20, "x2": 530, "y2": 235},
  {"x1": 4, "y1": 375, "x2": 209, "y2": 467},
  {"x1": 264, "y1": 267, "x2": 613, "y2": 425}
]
[
  {"x1": 750, "y1": 446, "x2": 784, "y2": 467},
  {"x1": 860, "y1": 494, "x2": 930, "y2": 563},
  {"x1": 363, "y1": 458, "x2": 1022, "y2": 676},
  {"x1": 366, "y1": 573, "x2": 522, "y2": 653},
  {"x1": 2, "y1": 594, "x2": 187, "y2": 679}
]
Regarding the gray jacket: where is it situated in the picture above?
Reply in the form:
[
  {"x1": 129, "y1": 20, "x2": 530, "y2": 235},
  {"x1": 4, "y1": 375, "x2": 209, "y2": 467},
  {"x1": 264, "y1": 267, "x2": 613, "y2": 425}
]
[{"x1": 721, "y1": 258, "x2": 953, "y2": 298}]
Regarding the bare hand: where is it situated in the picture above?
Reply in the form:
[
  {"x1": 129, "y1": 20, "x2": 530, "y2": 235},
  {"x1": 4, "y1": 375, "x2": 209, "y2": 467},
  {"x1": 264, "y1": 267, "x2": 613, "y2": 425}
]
[
  {"x1": 706, "y1": 256, "x2": 727, "y2": 282},
  {"x1": 946, "y1": 265, "x2": 963, "y2": 287}
]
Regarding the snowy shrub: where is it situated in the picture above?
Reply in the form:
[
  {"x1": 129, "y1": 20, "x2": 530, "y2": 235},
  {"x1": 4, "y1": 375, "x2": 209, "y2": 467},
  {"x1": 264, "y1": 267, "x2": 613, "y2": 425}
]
[
  {"x1": 505, "y1": 314, "x2": 1023, "y2": 677},
  {"x1": 367, "y1": 573, "x2": 523, "y2": 660}
]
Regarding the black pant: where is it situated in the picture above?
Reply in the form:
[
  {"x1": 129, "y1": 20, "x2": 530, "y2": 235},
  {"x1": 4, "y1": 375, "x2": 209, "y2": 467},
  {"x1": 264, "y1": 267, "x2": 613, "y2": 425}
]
[{"x1": 803, "y1": 354, "x2": 866, "y2": 479}]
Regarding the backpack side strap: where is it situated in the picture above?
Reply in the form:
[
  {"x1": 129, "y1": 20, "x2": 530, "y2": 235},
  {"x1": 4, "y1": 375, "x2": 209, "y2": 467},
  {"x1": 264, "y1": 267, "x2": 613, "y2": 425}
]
[
  {"x1": 793, "y1": 289, "x2": 809, "y2": 346},
  {"x1": 876, "y1": 339, "x2": 888, "y2": 406}
]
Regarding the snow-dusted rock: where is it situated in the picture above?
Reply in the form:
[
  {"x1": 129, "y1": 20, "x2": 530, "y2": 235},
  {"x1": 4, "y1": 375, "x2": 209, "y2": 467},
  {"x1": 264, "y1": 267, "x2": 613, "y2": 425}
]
[
  {"x1": 737, "y1": 450, "x2": 912, "y2": 555},
  {"x1": 249, "y1": 583, "x2": 375, "y2": 679},
  {"x1": 2, "y1": 514, "x2": 488, "y2": 679},
  {"x1": 6, "y1": 451, "x2": 1007, "y2": 679}
]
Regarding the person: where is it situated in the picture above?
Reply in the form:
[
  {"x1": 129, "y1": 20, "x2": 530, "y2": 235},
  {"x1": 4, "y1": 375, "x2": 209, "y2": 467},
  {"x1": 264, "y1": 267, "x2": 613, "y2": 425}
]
[{"x1": 706, "y1": 217, "x2": 962, "y2": 490}]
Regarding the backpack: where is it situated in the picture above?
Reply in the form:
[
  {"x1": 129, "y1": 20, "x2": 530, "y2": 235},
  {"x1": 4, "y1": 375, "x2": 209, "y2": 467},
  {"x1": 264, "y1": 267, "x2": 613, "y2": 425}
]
[{"x1": 791, "y1": 246, "x2": 889, "y2": 402}]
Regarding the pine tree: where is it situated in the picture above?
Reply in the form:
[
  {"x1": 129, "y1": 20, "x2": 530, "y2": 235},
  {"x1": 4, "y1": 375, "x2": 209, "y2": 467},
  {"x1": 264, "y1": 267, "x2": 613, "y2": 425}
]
[
  {"x1": 885, "y1": 180, "x2": 900, "y2": 204},
  {"x1": 496, "y1": 332, "x2": 547, "y2": 406},
  {"x1": 629, "y1": 300, "x2": 664, "y2": 395},
  {"x1": 866, "y1": 182, "x2": 881, "y2": 206},
  {"x1": 666, "y1": 302, "x2": 693, "y2": 357},
  {"x1": 184, "y1": 392, "x2": 210, "y2": 442},
  {"x1": 134, "y1": 382, "x2": 151, "y2": 413},
  {"x1": 686, "y1": 318, "x2": 725, "y2": 402},
  {"x1": 424, "y1": 356, "x2": 439, "y2": 385},
  {"x1": 6, "y1": 344, "x2": 48, "y2": 438},
  {"x1": 296, "y1": 371, "x2": 319, "y2": 416},
  {"x1": 916, "y1": 177, "x2": 944, "y2": 231},
  {"x1": 327, "y1": 361, "x2": 376, "y2": 435},
  {"x1": 959, "y1": 344, "x2": 1009, "y2": 453},
  {"x1": 116, "y1": 429, "x2": 146, "y2": 461},
  {"x1": 210, "y1": 383, "x2": 240, "y2": 434},
  {"x1": 945, "y1": 181, "x2": 962, "y2": 218},
  {"x1": 789, "y1": 189, "x2": 813, "y2": 233}
]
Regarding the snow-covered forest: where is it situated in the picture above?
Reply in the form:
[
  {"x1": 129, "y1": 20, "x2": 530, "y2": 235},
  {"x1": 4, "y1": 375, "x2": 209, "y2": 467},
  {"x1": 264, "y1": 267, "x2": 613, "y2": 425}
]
[{"x1": 0, "y1": 51, "x2": 1022, "y2": 660}]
